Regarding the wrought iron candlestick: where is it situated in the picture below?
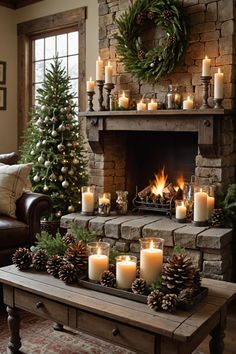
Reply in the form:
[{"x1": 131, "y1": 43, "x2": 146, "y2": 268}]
[
  {"x1": 214, "y1": 98, "x2": 224, "y2": 109},
  {"x1": 200, "y1": 76, "x2": 212, "y2": 109},
  {"x1": 104, "y1": 83, "x2": 115, "y2": 110},
  {"x1": 96, "y1": 80, "x2": 105, "y2": 111},
  {"x1": 86, "y1": 91, "x2": 95, "y2": 112}
]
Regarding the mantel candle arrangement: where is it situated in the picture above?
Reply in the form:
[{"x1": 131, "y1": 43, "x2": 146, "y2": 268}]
[
  {"x1": 116, "y1": 255, "x2": 137, "y2": 289},
  {"x1": 214, "y1": 68, "x2": 224, "y2": 108},
  {"x1": 182, "y1": 95, "x2": 194, "y2": 110},
  {"x1": 81, "y1": 186, "x2": 95, "y2": 215},
  {"x1": 175, "y1": 200, "x2": 187, "y2": 222},
  {"x1": 193, "y1": 186, "x2": 208, "y2": 225},
  {"x1": 98, "y1": 192, "x2": 111, "y2": 216},
  {"x1": 137, "y1": 100, "x2": 146, "y2": 111},
  {"x1": 88, "y1": 242, "x2": 110, "y2": 282},
  {"x1": 140, "y1": 238, "x2": 164, "y2": 285}
]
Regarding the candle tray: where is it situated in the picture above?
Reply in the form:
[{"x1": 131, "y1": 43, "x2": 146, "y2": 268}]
[{"x1": 78, "y1": 277, "x2": 208, "y2": 311}]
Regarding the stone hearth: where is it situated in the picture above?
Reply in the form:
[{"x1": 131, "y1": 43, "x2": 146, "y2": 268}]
[{"x1": 61, "y1": 213, "x2": 233, "y2": 281}]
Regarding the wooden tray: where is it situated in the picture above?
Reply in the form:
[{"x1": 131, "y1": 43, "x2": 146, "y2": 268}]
[{"x1": 78, "y1": 278, "x2": 208, "y2": 310}]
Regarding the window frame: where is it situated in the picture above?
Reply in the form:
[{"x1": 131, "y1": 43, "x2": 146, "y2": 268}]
[{"x1": 17, "y1": 7, "x2": 86, "y2": 147}]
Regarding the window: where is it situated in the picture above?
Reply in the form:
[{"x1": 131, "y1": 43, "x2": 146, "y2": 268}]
[{"x1": 17, "y1": 7, "x2": 86, "y2": 146}]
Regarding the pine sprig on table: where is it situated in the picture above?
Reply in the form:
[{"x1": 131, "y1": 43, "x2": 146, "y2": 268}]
[
  {"x1": 35, "y1": 231, "x2": 67, "y2": 256},
  {"x1": 68, "y1": 221, "x2": 96, "y2": 244}
]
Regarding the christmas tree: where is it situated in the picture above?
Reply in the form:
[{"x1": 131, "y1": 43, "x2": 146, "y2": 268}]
[{"x1": 20, "y1": 57, "x2": 88, "y2": 219}]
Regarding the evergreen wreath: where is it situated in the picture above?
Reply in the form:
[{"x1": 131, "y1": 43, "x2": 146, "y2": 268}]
[{"x1": 115, "y1": 0, "x2": 188, "y2": 82}]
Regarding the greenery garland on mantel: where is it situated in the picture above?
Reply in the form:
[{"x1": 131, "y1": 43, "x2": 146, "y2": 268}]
[{"x1": 115, "y1": 0, "x2": 188, "y2": 83}]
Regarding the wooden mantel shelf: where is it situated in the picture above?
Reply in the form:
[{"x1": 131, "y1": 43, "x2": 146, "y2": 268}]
[{"x1": 79, "y1": 109, "x2": 232, "y2": 156}]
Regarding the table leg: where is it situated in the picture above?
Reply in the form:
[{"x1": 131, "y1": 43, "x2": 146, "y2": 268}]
[
  {"x1": 7, "y1": 306, "x2": 21, "y2": 353},
  {"x1": 209, "y1": 308, "x2": 226, "y2": 354}
]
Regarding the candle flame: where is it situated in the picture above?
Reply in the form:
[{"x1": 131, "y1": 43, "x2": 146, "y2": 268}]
[
  {"x1": 108, "y1": 61, "x2": 111, "y2": 66},
  {"x1": 88, "y1": 186, "x2": 90, "y2": 193},
  {"x1": 122, "y1": 91, "x2": 125, "y2": 98},
  {"x1": 187, "y1": 96, "x2": 190, "y2": 101},
  {"x1": 125, "y1": 256, "x2": 130, "y2": 262},
  {"x1": 205, "y1": 55, "x2": 208, "y2": 59},
  {"x1": 150, "y1": 240, "x2": 154, "y2": 249},
  {"x1": 97, "y1": 247, "x2": 101, "y2": 255},
  {"x1": 181, "y1": 201, "x2": 184, "y2": 207},
  {"x1": 218, "y1": 68, "x2": 221, "y2": 74},
  {"x1": 98, "y1": 56, "x2": 101, "y2": 60},
  {"x1": 89, "y1": 77, "x2": 92, "y2": 82},
  {"x1": 151, "y1": 99, "x2": 154, "y2": 103},
  {"x1": 200, "y1": 188, "x2": 202, "y2": 192}
]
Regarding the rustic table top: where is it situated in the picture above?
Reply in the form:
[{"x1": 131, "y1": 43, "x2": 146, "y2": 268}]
[{"x1": 0, "y1": 265, "x2": 236, "y2": 343}]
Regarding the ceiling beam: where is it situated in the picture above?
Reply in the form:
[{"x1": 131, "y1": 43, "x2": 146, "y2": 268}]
[{"x1": 0, "y1": 0, "x2": 43, "y2": 9}]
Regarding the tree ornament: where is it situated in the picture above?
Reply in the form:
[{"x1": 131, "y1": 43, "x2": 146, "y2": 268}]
[
  {"x1": 68, "y1": 113, "x2": 73, "y2": 120},
  {"x1": 58, "y1": 175, "x2": 64, "y2": 181},
  {"x1": 49, "y1": 173, "x2": 56, "y2": 181},
  {"x1": 67, "y1": 142, "x2": 72, "y2": 148},
  {"x1": 147, "y1": 290, "x2": 164, "y2": 311},
  {"x1": 42, "y1": 139, "x2": 47, "y2": 145},
  {"x1": 33, "y1": 174, "x2": 41, "y2": 182},
  {"x1": 115, "y1": 0, "x2": 188, "y2": 82},
  {"x1": 100, "y1": 270, "x2": 116, "y2": 287},
  {"x1": 58, "y1": 123, "x2": 66, "y2": 132},
  {"x1": 60, "y1": 107, "x2": 66, "y2": 114},
  {"x1": 44, "y1": 160, "x2": 51, "y2": 168},
  {"x1": 51, "y1": 117, "x2": 57, "y2": 123},
  {"x1": 36, "y1": 118, "x2": 43, "y2": 126},
  {"x1": 161, "y1": 293, "x2": 178, "y2": 312},
  {"x1": 41, "y1": 105, "x2": 47, "y2": 112},
  {"x1": 36, "y1": 142, "x2": 41, "y2": 148},
  {"x1": 73, "y1": 158, "x2": 79, "y2": 165},
  {"x1": 43, "y1": 184, "x2": 49, "y2": 192},
  {"x1": 58, "y1": 261, "x2": 78, "y2": 284},
  {"x1": 56, "y1": 210, "x2": 62, "y2": 218},
  {"x1": 57, "y1": 143, "x2": 65, "y2": 152},
  {"x1": 131, "y1": 278, "x2": 147, "y2": 295},
  {"x1": 30, "y1": 150, "x2": 35, "y2": 156},
  {"x1": 64, "y1": 241, "x2": 88, "y2": 274},
  {"x1": 46, "y1": 255, "x2": 64, "y2": 278},
  {"x1": 44, "y1": 116, "x2": 50, "y2": 123},
  {"x1": 32, "y1": 250, "x2": 48, "y2": 271},
  {"x1": 61, "y1": 166, "x2": 68, "y2": 174},
  {"x1": 12, "y1": 247, "x2": 32, "y2": 270},
  {"x1": 68, "y1": 169, "x2": 74, "y2": 176},
  {"x1": 51, "y1": 129, "x2": 58, "y2": 137},
  {"x1": 68, "y1": 205, "x2": 75, "y2": 213},
  {"x1": 38, "y1": 155, "x2": 44, "y2": 164},
  {"x1": 62, "y1": 180, "x2": 69, "y2": 188}
]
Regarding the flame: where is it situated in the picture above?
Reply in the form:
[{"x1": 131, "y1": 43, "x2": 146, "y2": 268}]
[
  {"x1": 97, "y1": 247, "x2": 101, "y2": 255},
  {"x1": 150, "y1": 168, "x2": 168, "y2": 197},
  {"x1": 125, "y1": 256, "x2": 130, "y2": 262},
  {"x1": 150, "y1": 240, "x2": 154, "y2": 249},
  {"x1": 177, "y1": 175, "x2": 185, "y2": 190}
]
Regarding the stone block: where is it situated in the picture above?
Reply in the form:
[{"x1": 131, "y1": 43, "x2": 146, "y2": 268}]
[
  {"x1": 205, "y1": 40, "x2": 219, "y2": 58},
  {"x1": 99, "y1": 4, "x2": 109, "y2": 16},
  {"x1": 115, "y1": 241, "x2": 130, "y2": 252},
  {"x1": 121, "y1": 216, "x2": 161, "y2": 241},
  {"x1": 60, "y1": 213, "x2": 78, "y2": 228},
  {"x1": 192, "y1": 22, "x2": 216, "y2": 34},
  {"x1": 188, "y1": 42, "x2": 205, "y2": 60},
  {"x1": 183, "y1": 0, "x2": 198, "y2": 6},
  {"x1": 219, "y1": 37, "x2": 234, "y2": 56},
  {"x1": 130, "y1": 242, "x2": 140, "y2": 253},
  {"x1": 102, "y1": 237, "x2": 117, "y2": 247},
  {"x1": 200, "y1": 31, "x2": 220, "y2": 41},
  {"x1": 189, "y1": 12, "x2": 205, "y2": 26},
  {"x1": 203, "y1": 259, "x2": 229, "y2": 275},
  {"x1": 221, "y1": 20, "x2": 234, "y2": 37},
  {"x1": 185, "y1": 249, "x2": 202, "y2": 269},
  {"x1": 119, "y1": 0, "x2": 130, "y2": 10},
  {"x1": 218, "y1": 0, "x2": 234, "y2": 21},
  {"x1": 195, "y1": 156, "x2": 222, "y2": 167},
  {"x1": 205, "y1": 2, "x2": 217, "y2": 21},
  {"x1": 89, "y1": 216, "x2": 118, "y2": 236},
  {"x1": 105, "y1": 215, "x2": 142, "y2": 239},
  {"x1": 197, "y1": 228, "x2": 232, "y2": 249},
  {"x1": 174, "y1": 225, "x2": 208, "y2": 249}
]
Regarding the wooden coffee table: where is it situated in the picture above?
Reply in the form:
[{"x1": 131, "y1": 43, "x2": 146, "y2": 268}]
[{"x1": 0, "y1": 265, "x2": 236, "y2": 354}]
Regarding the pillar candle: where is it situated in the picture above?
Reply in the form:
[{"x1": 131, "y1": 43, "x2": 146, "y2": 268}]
[
  {"x1": 86, "y1": 77, "x2": 95, "y2": 92},
  {"x1": 214, "y1": 68, "x2": 224, "y2": 99},
  {"x1": 176, "y1": 201, "x2": 187, "y2": 219},
  {"x1": 105, "y1": 61, "x2": 113, "y2": 84},
  {"x1": 96, "y1": 56, "x2": 103, "y2": 81},
  {"x1": 194, "y1": 188, "x2": 208, "y2": 222},
  {"x1": 207, "y1": 195, "x2": 215, "y2": 220},
  {"x1": 116, "y1": 256, "x2": 136, "y2": 289},
  {"x1": 140, "y1": 241, "x2": 163, "y2": 285},
  {"x1": 82, "y1": 187, "x2": 94, "y2": 213},
  {"x1": 137, "y1": 100, "x2": 146, "y2": 111},
  {"x1": 183, "y1": 96, "x2": 193, "y2": 110},
  {"x1": 202, "y1": 56, "x2": 211, "y2": 76},
  {"x1": 118, "y1": 91, "x2": 129, "y2": 109},
  {"x1": 148, "y1": 99, "x2": 157, "y2": 110},
  {"x1": 98, "y1": 193, "x2": 110, "y2": 205},
  {"x1": 89, "y1": 248, "x2": 109, "y2": 281}
]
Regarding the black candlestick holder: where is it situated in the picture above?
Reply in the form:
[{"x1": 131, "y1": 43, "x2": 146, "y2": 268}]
[
  {"x1": 214, "y1": 98, "x2": 224, "y2": 109},
  {"x1": 200, "y1": 76, "x2": 212, "y2": 109},
  {"x1": 96, "y1": 80, "x2": 105, "y2": 111},
  {"x1": 104, "y1": 83, "x2": 115, "y2": 110},
  {"x1": 86, "y1": 91, "x2": 95, "y2": 112}
]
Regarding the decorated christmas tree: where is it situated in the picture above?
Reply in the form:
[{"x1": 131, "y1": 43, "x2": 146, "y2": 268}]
[{"x1": 20, "y1": 57, "x2": 87, "y2": 219}]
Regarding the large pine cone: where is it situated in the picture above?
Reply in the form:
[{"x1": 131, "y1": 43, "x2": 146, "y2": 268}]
[
  {"x1": 65, "y1": 241, "x2": 88, "y2": 274},
  {"x1": 100, "y1": 270, "x2": 116, "y2": 288},
  {"x1": 210, "y1": 208, "x2": 225, "y2": 227},
  {"x1": 58, "y1": 261, "x2": 77, "y2": 284},
  {"x1": 147, "y1": 290, "x2": 164, "y2": 311},
  {"x1": 12, "y1": 248, "x2": 32, "y2": 270},
  {"x1": 178, "y1": 287, "x2": 195, "y2": 307},
  {"x1": 132, "y1": 278, "x2": 147, "y2": 295},
  {"x1": 162, "y1": 9, "x2": 173, "y2": 20},
  {"x1": 162, "y1": 253, "x2": 195, "y2": 293},
  {"x1": 161, "y1": 293, "x2": 178, "y2": 312},
  {"x1": 32, "y1": 250, "x2": 48, "y2": 271},
  {"x1": 63, "y1": 233, "x2": 76, "y2": 246},
  {"x1": 46, "y1": 255, "x2": 64, "y2": 278}
]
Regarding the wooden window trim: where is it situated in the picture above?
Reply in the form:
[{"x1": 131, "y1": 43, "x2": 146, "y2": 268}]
[{"x1": 17, "y1": 7, "x2": 86, "y2": 147}]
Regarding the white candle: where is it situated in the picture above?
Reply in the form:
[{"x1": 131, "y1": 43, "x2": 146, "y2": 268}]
[
  {"x1": 89, "y1": 247, "x2": 109, "y2": 281},
  {"x1": 137, "y1": 100, "x2": 146, "y2": 111},
  {"x1": 116, "y1": 256, "x2": 136, "y2": 289},
  {"x1": 148, "y1": 99, "x2": 157, "y2": 111},
  {"x1": 98, "y1": 193, "x2": 110, "y2": 205},
  {"x1": 176, "y1": 201, "x2": 187, "y2": 219},
  {"x1": 105, "y1": 61, "x2": 113, "y2": 84},
  {"x1": 207, "y1": 195, "x2": 215, "y2": 220},
  {"x1": 183, "y1": 96, "x2": 193, "y2": 110},
  {"x1": 86, "y1": 77, "x2": 95, "y2": 92},
  {"x1": 214, "y1": 68, "x2": 224, "y2": 99},
  {"x1": 96, "y1": 56, "x2": 103, "y2": 81},
  {"x1": 82, "y1": 187, "x2": 94, "y2": 213},
  {"x1": 118, "y1": 91, "x2": 129, "y2": 109},
  {"x1": 140, "y1": 241, "x2": 163, "y2": 285},
  {"x1": 202, "y1": 55, "x2": 211, "y2": 76},
  {"x1": 194, "y1": 188, "x2": 208, "y2": 222}
]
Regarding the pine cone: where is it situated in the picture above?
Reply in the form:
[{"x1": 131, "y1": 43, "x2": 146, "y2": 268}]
[
  {"x1": 161, "y1": 293, "x2": 178, "y2": 312},
  {"x1": 12, "y1": 248, "x2": 32, "y2": 270},
  {"x1": 147, "y1": 11, "x2": 155, "y2": 20},
  {"x1": 109, "y1": 263, "x2": 116, "y2": 274},
  {"x1": 58, "y1": 261, "x2": 78, "y2": 284},
  {"x1": 178, "y1": 287, "x2": 195, "y2": 307},
  {"x1": 46, "y1": 255, "x2": 64, "y2": 278},
  {"x1": 132, "y1": 278, "x2": 147, "y2": 295},
  {"x1": 65, "y1": 241, "x2": 88, "y2": 274},
  {"x1": 136, "y1": 11, "x2": 147, "y2": 25},
  {"x1": 210, "y1": 208, "x2": 225, "y2": 227},
  {"x1": 32, "y1": 250, "x2": 48, "y2": 271},
  {"x1": 147, "y1": 290, "x2": 164, "y2": 311},
  {"x1": 166, "y1": 35, "x2": 176, "y2": 48},
  {"x1": 63, "y1": 233, "x2": 76, "y2": 245},
  {"x1": 162, "y1": 253, "x2": 195, "y2": 293},
  {"x1": 100, "y1": 270, "x2": 116, "y2": 287},
  {"x1": 162, "y1": 9, "x2": 173, "y2": 20},
  {"x1": 138, "y1": 50, "x2": 146, "y2": 61}
]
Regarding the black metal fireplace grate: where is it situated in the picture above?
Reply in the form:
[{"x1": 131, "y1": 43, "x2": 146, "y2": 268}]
[{"x1": 132, "y1": 195, "x2": 174, "y2": 218}]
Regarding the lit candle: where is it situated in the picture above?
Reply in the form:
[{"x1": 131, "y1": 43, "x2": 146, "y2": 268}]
[
  {"x1": 118, "y1": 91, "x2": 129, "y2": 109},
  {"x1": 137, "y1": 100, "x2": 146, "y2": 111},
  {"x1": 116, "y1": 256, "x2": 137, "y2": 289},
  {"x1": 98, "y1": 193, "x2": 110, "y2": 205},
  {"x1": 82, "y1": 186, "x2": 94, "y2": 213},
  {"x1": 214, "y1": 68, "x2": 224, "y2": 99},
  {"x1": 105, "y1": 61, "x2": 113, "y2": 84},
  {"x1": 140, "y1": 240, "x2": 163, "y2": 285},
  {"x1": 194, "y1": 188, "x2": 208, "y2": 222},
  {"x1": 202, "y1": 56, "x2": 211, "y2": 76},
  {"x1": 89, "y1": 247, "x2": 109, "y2": 281},
  {"x1": 148, "y1": 99, "x2": 157, "y2": 110},
  {"x1": 183, "y1": 96, "x2": 193, "y2": 110},
  {"x1": 207, "y1": 195, "x2": 215, "y2": 220},
  {"x1": 96, "y1": 56, "x2": 103, "y2": 81},
  {"x1": 86, "y1": 77, "x2": 95, "y2": 92},
  {"x1": 176, "y1": 201, "x2": 187, "y2": 220}
]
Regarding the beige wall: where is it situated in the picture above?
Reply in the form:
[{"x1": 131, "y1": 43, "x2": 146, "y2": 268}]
[{"x1": 0, "y1": 0, "x2": 98, "y2": 153}]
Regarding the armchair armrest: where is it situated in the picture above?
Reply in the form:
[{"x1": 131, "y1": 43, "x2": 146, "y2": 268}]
[{"x1": 16, "y1": 191, "x2": 52, "y2": 244}]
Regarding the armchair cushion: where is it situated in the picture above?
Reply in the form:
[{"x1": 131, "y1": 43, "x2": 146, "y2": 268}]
[
  {"x1": 0, "y1": 216, "x2": 29, "y2": 250},
  {"x1": 0, "y1": 163, "x2": 32, "y2": 218}
]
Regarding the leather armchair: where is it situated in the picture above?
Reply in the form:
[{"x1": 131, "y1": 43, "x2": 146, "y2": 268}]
[{"x1": 0, "y1": 153, "x2": 52, "y2": 267}]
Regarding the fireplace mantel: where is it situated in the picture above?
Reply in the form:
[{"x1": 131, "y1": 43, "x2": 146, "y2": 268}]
[{"x1": 79, "y1": 109, "x2": 232, "y2": 157}]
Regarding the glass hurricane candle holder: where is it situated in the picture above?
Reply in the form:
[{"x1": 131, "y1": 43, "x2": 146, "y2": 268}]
[
  {"x1": 182, "y1": 93, "x2": 195, "y2": 110},
  {"x1": 116, "y1": 255, "x2": 137, "y2": 289},
  {"x1": 139, "y1": 237, "x2": 164, "y2": 285},
  {"x1": 207, "y1": 184, "x2": 215, "y2": 221},
  {"x1": 165, "y1": 85, "x2": 181, "y2": 109},
  {"x1": 193, "y1": 185, "x2": 208, "y2": 226},
  {"x1": 81, "y1": 186, "x2": 95, "y2": 215},
  {"x1": 116, "y1": 190, "x2": 128, "y2": 215},
  {"x1": 175, "y1": 200, "x2": 187, "y2": 223},
  {"x1": 118, "y1": 90, "x2": 130, "y2": 110},
  {"x1": 88, "y1": 242, "x2": 110, "y2": 282},
  {"x1": 98, "y1": 192, "x2": 111, "y2": 216}
]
